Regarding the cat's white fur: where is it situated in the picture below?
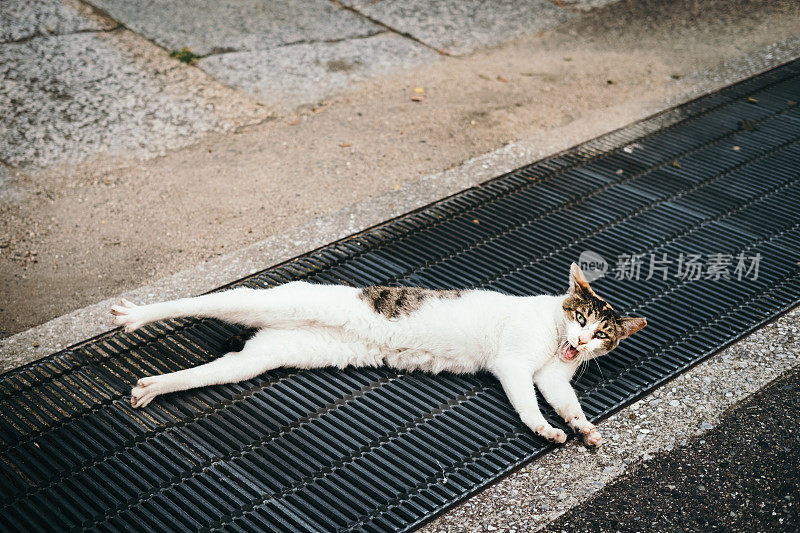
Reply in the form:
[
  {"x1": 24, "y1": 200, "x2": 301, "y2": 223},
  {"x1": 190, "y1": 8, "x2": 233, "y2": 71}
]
[{"x1": 111, "y1": 263, "x2": 645, "y2": 446}]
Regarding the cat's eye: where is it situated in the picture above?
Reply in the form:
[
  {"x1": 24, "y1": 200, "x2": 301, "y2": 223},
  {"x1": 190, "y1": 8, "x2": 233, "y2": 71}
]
[
  {"x1": 595, "y1": 331, "x2": 608, "y2": 339},
  {"x1": 575, "y1": 311, "x2": 586, "y2": 326}
]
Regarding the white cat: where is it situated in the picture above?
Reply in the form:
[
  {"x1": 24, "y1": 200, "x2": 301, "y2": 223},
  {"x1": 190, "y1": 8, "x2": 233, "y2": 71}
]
[{"x1": 111, "y1": 263, "x2": 645, "y2": 447}]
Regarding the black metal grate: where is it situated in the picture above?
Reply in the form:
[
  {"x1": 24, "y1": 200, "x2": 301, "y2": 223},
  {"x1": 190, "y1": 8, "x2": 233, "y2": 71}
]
[{"x1": 2, "y1": 60, "x2": 800, "y2": 532}]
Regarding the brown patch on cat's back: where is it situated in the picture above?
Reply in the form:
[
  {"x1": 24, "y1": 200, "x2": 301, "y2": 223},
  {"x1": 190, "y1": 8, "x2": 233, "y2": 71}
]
[{"x1": 360, "y1": 286, "x2": 463, "y2": 319}]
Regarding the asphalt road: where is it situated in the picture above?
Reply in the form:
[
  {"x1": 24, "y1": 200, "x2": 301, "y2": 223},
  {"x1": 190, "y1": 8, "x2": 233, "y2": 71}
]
[{"x1": 549, "y1": 367, "x2": 799, "y2": 532}]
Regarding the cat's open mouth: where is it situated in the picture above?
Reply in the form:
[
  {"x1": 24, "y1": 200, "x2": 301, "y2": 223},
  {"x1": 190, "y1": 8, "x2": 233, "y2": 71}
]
[{"x1": 560, "y1": 342, "x2": 580, "y2": 361}]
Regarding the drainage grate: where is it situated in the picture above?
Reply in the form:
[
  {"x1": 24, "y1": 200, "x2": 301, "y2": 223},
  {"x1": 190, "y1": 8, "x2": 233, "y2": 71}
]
[{"x1": 2, "y1": 61, "x2": 800, "y2": 532}]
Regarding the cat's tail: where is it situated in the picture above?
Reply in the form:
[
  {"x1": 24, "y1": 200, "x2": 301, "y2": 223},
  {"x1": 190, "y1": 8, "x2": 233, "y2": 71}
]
[{"x1": 221, "y1": 328, "x2": 258, "y2": 353}]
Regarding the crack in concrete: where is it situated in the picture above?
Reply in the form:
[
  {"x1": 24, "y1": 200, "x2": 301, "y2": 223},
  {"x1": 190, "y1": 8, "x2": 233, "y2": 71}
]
[
  {"x1": 196, "y1": 28, "x2": 390, "y2": 60},
  {"x1": 0, "y1": 25, "x2": 121, "y2": 46},
  {"x1": 328, "y1": 0, "x2": 452, "y2": 56},
  {"x1": 75, "y1": 0, "x2": 398, "y2": 62}
]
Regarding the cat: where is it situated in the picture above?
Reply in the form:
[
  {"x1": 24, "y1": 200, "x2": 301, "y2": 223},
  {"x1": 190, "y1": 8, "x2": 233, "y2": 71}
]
[{"x1": 111, "y1": 263, "x2": 646, "y2": 447}]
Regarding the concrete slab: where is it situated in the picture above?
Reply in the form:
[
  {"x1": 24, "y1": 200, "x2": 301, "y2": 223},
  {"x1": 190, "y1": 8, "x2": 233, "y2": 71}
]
[
  {"x1": 0, "y1": 29, "x2": 266, "y2": 167},
  {"x1": 0, "y1": 0, "x2": 114, "y2": 43},
  {"x1": 340, "y1": 0, "x2": 574, "y2": 55},
  {"x1": 200, "y1": 32, "x2": 439, "y2": 105},
  {"x1": 88, "y1": 0, "x2": 381, "y2": 56}
]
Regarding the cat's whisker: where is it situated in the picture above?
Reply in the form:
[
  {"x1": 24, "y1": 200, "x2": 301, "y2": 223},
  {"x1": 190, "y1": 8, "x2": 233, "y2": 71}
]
[
  {"x1": 573, "y1": 362, "x2": 584, "y2": 382},
  {"x1": 573, "y1": 353, "x2": 590, "y2": 383},
  {"x1": 576, "y1": 362, "x2": 589, "y2": 385},
  {"x1": 591, "y1": 357, "x2": 606, "y2": 381}
]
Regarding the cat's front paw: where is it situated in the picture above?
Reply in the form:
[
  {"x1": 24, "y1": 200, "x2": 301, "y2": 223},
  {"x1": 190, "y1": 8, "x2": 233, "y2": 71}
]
[
  {"x1": 575, "y1": 423, "x2": 603, "y2": 447},
  {"x1": 130, "y1": 376, "x2": 168, "y2": 408},
  {"x1": 569, "y1": 418, "x2": 603, "y2": 447},
  {"x1": 535, "y1": 424, "x2": 567, "y2": 444},
  {"x1": 581, "y1": 428, "x2": 603, "y2": 447},
  {"x1": 111, "y1": 299, "x2": 146, "y2": 333}
]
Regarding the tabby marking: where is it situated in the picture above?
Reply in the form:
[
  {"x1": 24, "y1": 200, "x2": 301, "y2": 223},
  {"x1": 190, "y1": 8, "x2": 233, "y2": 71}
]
[{"x1": 359, "y1": 286, "x2": 463, "y2": 318}]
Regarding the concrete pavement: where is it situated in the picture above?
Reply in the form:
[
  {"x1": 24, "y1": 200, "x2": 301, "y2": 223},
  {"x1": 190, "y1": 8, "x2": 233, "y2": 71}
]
[
  {"x1": 90, "y1": 0, "x2": 381, "y2": 57},
  {"x1": 338, "y1": 0, "x2": 574, "y2": 56},
  {"x1": 1, "y1": 0, "x2": 113, "y2": 42},
  {"x1": 0, "y1": 0, "x2": 267, "y2": 167}
]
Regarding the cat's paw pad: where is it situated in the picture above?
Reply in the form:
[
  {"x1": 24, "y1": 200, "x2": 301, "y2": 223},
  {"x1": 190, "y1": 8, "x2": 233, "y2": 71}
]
[
  {"x1": 568, "y1": 417, "x2": 602, "y2": 446},
  {"x1": 581, "y1": 427, "x2": 603, "y2": 447},
  {"x1": 536, "y1": 425, "x2": 567, "y2": 444},
  {"x1": 130, "y1": 376, "x2": 166, "y2": 408},
  {"x1": 111, "y1": 299, "x2": 145, "y2": 333}
]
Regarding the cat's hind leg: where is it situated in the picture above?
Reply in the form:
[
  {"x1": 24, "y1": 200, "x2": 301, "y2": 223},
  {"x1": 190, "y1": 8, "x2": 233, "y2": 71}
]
[
  {"x1": 131, "y1": 328, "x2": 373, "y2": 408},
  {"x1": 111, "y1": 287, "x2": 276, "y2": 332},
  {"x1": 112, "y1": 281, "x2": 362, "y2": 333}
]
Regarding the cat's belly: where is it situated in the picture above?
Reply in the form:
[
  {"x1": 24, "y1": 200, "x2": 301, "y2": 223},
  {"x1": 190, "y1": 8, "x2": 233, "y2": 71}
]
[
  {"x1": 315, "y1": 326, "x2": 489, "y2": 374},
  {"x1": 381, "y1": 348, "x2": 484, "y2": 374}
]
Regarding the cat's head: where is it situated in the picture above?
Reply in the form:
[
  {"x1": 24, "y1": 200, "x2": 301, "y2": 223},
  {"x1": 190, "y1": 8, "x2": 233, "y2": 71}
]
[{"x1": 558, "y1": 262, "x2": 646, "y2": 363}]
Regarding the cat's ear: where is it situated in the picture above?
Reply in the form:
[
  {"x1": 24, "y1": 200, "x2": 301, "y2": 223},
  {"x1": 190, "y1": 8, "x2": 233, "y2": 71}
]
[
  {"x1": 618, "y1": 317, "x2": 647, "y2": 339},
  {"x1": 569, "y1": 262, "x2": 594, "y2": 296}
]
